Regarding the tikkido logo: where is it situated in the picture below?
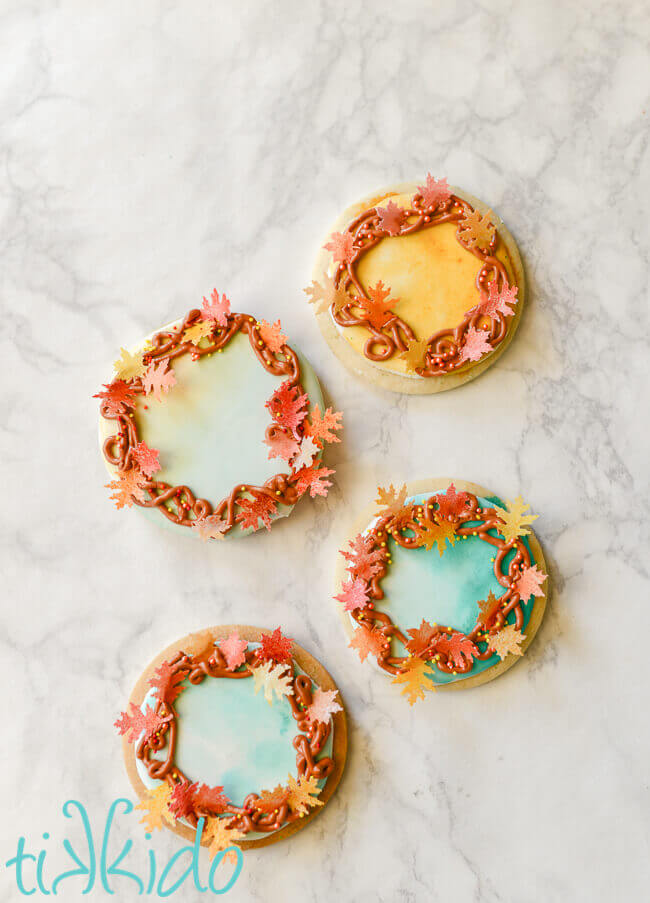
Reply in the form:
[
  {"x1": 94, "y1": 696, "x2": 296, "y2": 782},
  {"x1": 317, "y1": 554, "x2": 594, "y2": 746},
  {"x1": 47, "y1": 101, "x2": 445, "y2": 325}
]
[{"x1": 4, "y1": 799, "x2": 243, "y2": 897}]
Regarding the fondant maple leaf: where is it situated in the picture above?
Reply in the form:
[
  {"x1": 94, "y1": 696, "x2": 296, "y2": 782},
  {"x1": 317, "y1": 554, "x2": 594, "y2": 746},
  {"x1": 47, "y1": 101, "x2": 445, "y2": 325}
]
[
  {"x1": 417, "y1": 518, "x2": 457, "y2": 556},
  {"x1": 375, "y1": 483, "x2": 408, "y2": 517},
  {"x1": 434, "y1": 484, "x2": 472, "y2": 519},
  {"x1": 305, "y1": 688, "x2": 342, "y2": 725},
  {"x1": 514, "y1": 564, "x2": 547, "y2": 601},
  {"x1": 132, "y1": 441, "x2": 161, "y2": 479},
  {"x1": 203, "y1": 818, "x2": 245, "y2": 859},
  {"x1": 476, "y1": 590, "x2": 502, "y2": 626},
  {"x1": 135, "y1": 784, "x2": 174, "y2": 832},
  {"x1": 490, "y1": 624, "x2": 525, "y2": 660},
  {"x1": 259, "y1": 627, "x2": 293, "y2": 663},
  {"x1": 148, "y1": 660, "x2": 185, "y2": 705},
  {"x1": 105, "y1": 469, "x2": 147, "y2": 509},
  {"x1": 468, "y1": 280, "x2": 518, "y2": 319},
  {"x1": 493, "y1": 497, "x2": 538, "y2": 544},
  {"x1": 392, "y1": 656, "x2": 433, "y2": 705},
  {"x1": 303, "y1": 275, "x2": 350, "y2": 315},
  {"x1": 304, "y1": 405, "x2": 343, "y2": 445},
  {"x1": 286, "y1": 773, "x2": 323, "y2": 815},
  {"x1": 377, "y1": 199, "x2": 406, "y2": 236},
  {"x1": 416, "y1": 174, "x2": 452, "y2": 209},
  {"x1": 264, "y1": 430, "x2": 300, "y2": 462},
  {"x1": 168, "y1": 780, "x2": 198, "y2": 819},
  {"x1": 293, "y1": 463, "x2": 335, "y2": 498},
  {"x1": 458, "y1": 207, "x2": 496, "y2": 250},
  {"x1": 323, "y1": 230, "x2": 354, "y2": 264},
  {"x1": 252, "y1": 784, "x2": 290, "y2": 814},
  {"x1": 113, "y1": 347, "x2": 147, "y2": 382},
  {"x1": 193, "y1": 783, "x2": 231, "y2": 816},
  {"x1": 94, "y1": 380, "x2": 138, "y2": 415},
  {"x1": 183, "y1": 319, "x2": 214, "y2": 346},
  {"x1": 341, "y1": 533, "x2": 383, "y2": 581},
  {"x1": 358, "y1": 280, "x2": 399, "y2": 330},
  {"x1": 458, "y1": 326, "x2": 493, "y2": 363},
  {"x1": 265, "y1": 380, "x2": 309, "y2": 434},
  {"x1": 434, "y1": 631, "x2": 478, "y2": 669},
  {"x1": 219, "y1": 632, "x2": 249, "y2": 671},
  {"x1": 191, "y1": 514, "x2": 229, "y2": 541},
  {"x1": 236, "y1": 490, "x2": 277, "y2": 531},
  {"x1": 251, "y1": 661, "x2": 294, "y2": 705},
  {"x1": 201, "y1": 289, "x2": 231, "y2": 326},
  {"x1": 291, "y1": 436, "x2": 320, "y2": 472},
  {"x1": 114, "y1": 702, "x2": 164, "y2": 743},
  {"x1": 399, "y1": 337, "x2": 430, "y2": 372},
  {"x1": 142, "y1": 359, "x2": 176, "y2": 402},
  {"x1": 405, "y1": 619, "x2": 439, "y2": 657},
  {"x1": 334, "y1": 577, "x2": 370, "y2": 612},
  {"x1": 258, "y1": 319, "x2": 287, "y2": 353},
  {"x1": 349, "y1": 625, "x2": 387, "y2": 663}
]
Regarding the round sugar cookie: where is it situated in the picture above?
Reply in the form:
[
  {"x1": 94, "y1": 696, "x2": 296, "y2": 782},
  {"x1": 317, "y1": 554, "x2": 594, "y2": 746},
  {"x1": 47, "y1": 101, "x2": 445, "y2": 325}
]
[
  {"x1": 119, "y1": 625, "x2": 347, "y2": 851},
  {"x1": 334, "y1": 479, "x2": 549, "y2": 701},
  {"x1": 307, "y1": 178, "x2": 525, "y2": 394},
  {"x1": 95, "y1": 293, "x2": 343, "y2": 539}
]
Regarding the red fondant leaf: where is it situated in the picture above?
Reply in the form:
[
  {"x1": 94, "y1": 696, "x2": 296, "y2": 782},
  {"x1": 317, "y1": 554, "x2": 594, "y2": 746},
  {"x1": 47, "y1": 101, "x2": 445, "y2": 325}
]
[
  {"x1": 258, "y1": 319, "x2": 288, "y2": 353},
  {"x1": 416, "y1": 174, "x2": 452, "y2": 209},
  {"x1": 201, "y1": 289, "x2": 231, "y2": 326},
  {"x1": 377, "y1": 200, "x2": 406, "y2": 236},
  {"x1": 192, "y1": 784, "x2": 231, "y2": 816},
  {"x1": 294, "y1": 463, "x2": 335, "y2": 498},
  {"x1": 219, "y1": 632, "x2": 249, "y2": 671},
  {"x1": 433, "y1": 631, "x2": 478, "y2": 669},
  {"x1": 514, "y1": 564, "x2": 547, "y2": 601},
  {"x1": 341, "y1": 533, "x2": 383, "y2": 581},
  {"x1": 459, "y1": 326, "x2": 493, "y2": 363},
  {"x1": 305, "y1": 688, "x2": 342, "y2": 725},
  {"x1": 236, "y1": 490, "x2": 277, "y2": 532},
  {"x1": 265, "y1": 380, "x2": 309, "y2": 434},
  {"x1": 358, "y1": 280, "x2": 399, "y2": 330},
  {"x1": 434, "y1": 483, "x2": 472, "y2": 519},
  {"x1": 132, "y1": 441, "x2": 161, "y2": 478},
  {"x1": 148, "y1": 661, "x2": 185, "y2": 705},
  {"x1": 323, "y1": 230, "x2": 354, "y2": 264},
  {"x1": 405, "y1": 619, "x2": 439, "y2": 657},
  {"x1": 114, "y1": 703, "x2": 164, "y2": 744},
  {"x1": 259, "y1": 627, "x2": 294, "y2": 664},
  {"x1": 105, "y1": 469, "x2": 147, "y2": 509},
  {"x1": 191, "y1": 514, "x2": 229, "y2": 542},
  {"x1": 334, "y1": 577, "x2": 370, "y2": 612},
  {"x1": 169, "y1": 780, "x2": 198, "y2": 819},
  {"x1": 94, "y1": 380, "x2": 138, "y2": 416},
  {"x1": 264, "y1": 429, "x2": 301, "y2": 463},
  {"x1": 349, "y1": 625, "x2": 388, "y2": 663},
  {"x1": 468, "y1": 280, "x2": 518, "y2": 319},
  {"x1": 142, "y1": 359, "x2": 176, "y2": 402},
  {"x1": 304, "y1": 405, "x2": 343, "y2": 445}
]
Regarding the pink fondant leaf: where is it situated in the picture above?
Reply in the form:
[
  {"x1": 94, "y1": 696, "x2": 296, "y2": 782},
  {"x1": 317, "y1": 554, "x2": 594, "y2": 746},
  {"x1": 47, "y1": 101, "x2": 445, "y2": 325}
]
[
  {"x1": 377, "y1": 200, "x2": 406, "y2": 236},
  {"x1": 334, "y1": 577, "x2": 370, "y2": 612},
  {"x1": 236, "y1": 490, "x2": 278, "y2": 532},
  {"x1": 258, "y1": 319, "x2": 288, "y2": 353},
  {"x1": 142, "y1": 359, "x2": 176, "y2": 402},
  {"x1": 458, "y1": 326, "x2": 493, "y2": 363},
  {"x1": 305, "y1": 688, "x2": 342, "y2": 725},
  {"x1": 264, "y1": 429, "x2": 301, "y2": 463},
  {"x1": 219, "y1": 632, "x2": 249, "y2": 671},
  {"x1": 191, "y1": 514, "x2": 229, "y2": 541},
  {"x1": 201, "y1": 289, "x2": 231, "y2": 326},
  {"x1": 148, "y1": 661, "x2": 185, "y2": 705},
  {"x1": 293, "y1": 463, "x2": 334, "y2": 498},
  {"x1": 132, "y1": 441, "x2": 161, "y2": 478},
  {"x1": 323, "y1": 230, "x2": 354, "y2": 264},
  {"x1": 304, "y1": 405, "x2": 343, "y2": 445},
  {"x1": 94, "y1": 380, "x2": 138, "y2": 416},
  {"x1": 467, "y1": 280, "x2": 518, "y2": 319},
  {"x1": 341, "y1": 533, "x2": 383, "y2": 581},
  {"x1": 114, "y1": 703, "x2": 164, "y2": 744},
  {"x1": 514, "y1": 564, "x2": 547, "y2": 601},
  {"x1": 416, "y1": 174, "x2": 452, "y2": 209}
]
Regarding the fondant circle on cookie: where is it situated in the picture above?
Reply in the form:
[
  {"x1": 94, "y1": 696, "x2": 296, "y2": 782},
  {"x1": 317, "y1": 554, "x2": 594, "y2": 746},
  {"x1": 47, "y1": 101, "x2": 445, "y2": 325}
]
[
  {"x1": 97, "y1": 310, "x2": 329, "y2": 538},
  {"x1": 335, "y1": 479, "x2": 548, "y2": 693},
  {"x1": 123, "y1": 626, "x2": 347, "y2": 850},
  {"x1": 311, "y1": 183, "x2": 525, "y2": 395}
]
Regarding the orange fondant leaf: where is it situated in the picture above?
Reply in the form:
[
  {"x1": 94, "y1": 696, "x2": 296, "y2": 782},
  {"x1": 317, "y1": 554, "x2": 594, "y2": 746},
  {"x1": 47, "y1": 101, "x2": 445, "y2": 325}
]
[
  {"x1": 203, "y1": 818, "x2": 244, "y2": 860},
  {"x1": 416, "y1": 174, "x2": 452, "y2": 209},
  {"x1": 416, "y1": 518, "x2": 458, "y2": 555},
  {"x1": 433, "y1": 631, "x2": 478, "y2": 669},
  {"x1": 304, "y1": 275, "x2": 350, "y2": 315},
  {"x1": 399, "y1": 338, "x2": 430, "y2": 372},
  {"x1": 514, "y1": 564, "x2": 547, "y2": 601},
  {"x1": 405, "y1": 619, "x2": 439, "y2": 657},
  {"x1": 458, "y1": 207, "x2": 496, "y2": 250},
  {"x1": 114, "y1": 702, "x2": 164, "y2": 744},
  {"x1": 334, "y1": 577, "x2": 370, "y2": 612},
  {"x1": 191, "y1": 514, "x2": 229, "y2": 541},
  {"x1": 201, "y1": 289, "x2": 231, "y2": 326},
  {"x1": 135, "y1": 784, "x2": 174, "y2": 832},
  {"x1": 94, "y1": 380, "x2": 138, "y2": 415},
  {"x1": 263, "y1": 429, "x2": 300, "y2": 463},
  {"x1": 377, "y1": 199, "x2": 406, "y2": 236},
  {"x1": 391, "y1": 656, "x2": 433, "y2": 705},
  {"x1": 219, "y1": 632, "x2": 249, "y2": 671},
  {"x1": 105, "y1": 469, "x2": 147, "y2": 509},
  {"x1": 304, "y1": 404, "x2": 343, "y2": 445},
  {"x1": 148, "y1": 660, "x2": 185, "y2": 705},
  {"x1": 434, "y1": 484, "x2": 472, "y2": 519},
  {"x1": 476, "y1": 590, "x2": 502, "y2": 627},
  {"x1": 236, "y1": 490, "x2": 277, "y2": 532},
  {"x1": 490, "y1": 624, "x2": 525, "y2": 660},
  {"x1": 169, "y1": 780, "x2": 198, "y2": 819},
  {"x1": 341, "y1": 533, "x2": 383, "y2": 581},
  {"x1": 265, "y1": 380, "x2": 309, "y2": 434},
  {"x1": 349, "y1": 625, "x2": 388, "y2": 663},
  {"x1": 375, "y1": 483, "x2": 408, "y2": 517},
  {"x1": 493, "y1": 497, "x2": 538, "y2": 544},
  {"x1": 183, "y1": 319, "x2": 215, "y2": 346},
  {"x1": 358, "y1": 280, "x2": 399, "y2": 330},
  {"x1": 252, "y1": 784, "x2": 290, "y2": 814},
  {"x1": 193, "y1": 783, "x2": 231, "y2": 816},
  {"x1": 305, "y1": 688, "x2": 342, "y2": 725},
  {"x1": 286, "y1": 773, "x2": 323, "y2": 815},
  {"x1": 293, "y1": 463, "x2": 334, "y2": 498},
  {"x1": 323, "y1": 230, "x2": 354, "y2": 264},
  {"x1": 132, "y1": 441, "x2": 161, "y2": 478},
  {"x1": 258, "y1": 319, "x2": 288, "y2": 353}
]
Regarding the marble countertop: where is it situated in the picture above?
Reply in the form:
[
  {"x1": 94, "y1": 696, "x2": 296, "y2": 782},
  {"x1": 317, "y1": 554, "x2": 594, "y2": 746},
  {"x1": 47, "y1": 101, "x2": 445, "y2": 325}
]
[{"x1": 2, "y1": 1, "x2": 648, "y2": 900}]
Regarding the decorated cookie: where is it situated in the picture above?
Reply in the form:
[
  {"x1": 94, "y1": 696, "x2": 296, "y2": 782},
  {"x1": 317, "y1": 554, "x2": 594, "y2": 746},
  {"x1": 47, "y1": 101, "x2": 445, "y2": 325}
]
[
  {"x1": 334, "y1": 479, "x2": 548, "y2": 703},
  {"x1": 95, "y1": 292, "x2": 342, "y2": 538},
  {"x1": 117, "y1": 625, "x2": 347, "y2": 854},
  {"x1": 307, "y1": 177, "x2": 524, "y2": 394}
]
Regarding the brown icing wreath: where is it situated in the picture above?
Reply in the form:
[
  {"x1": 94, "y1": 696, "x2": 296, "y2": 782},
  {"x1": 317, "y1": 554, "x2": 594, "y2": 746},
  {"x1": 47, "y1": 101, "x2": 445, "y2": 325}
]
[
  {"x1": 96, "y1": 307, "x2": 335, "y2": 536},
  {"x1": 339, "y1": 486, "x2": 545, "y2": 686},
  {"x1": 329, "y1": 188, "x2": 515, "y2": 375},
  {"x1": 129, "y1": 642, "x2": 334, "y2": 838}
]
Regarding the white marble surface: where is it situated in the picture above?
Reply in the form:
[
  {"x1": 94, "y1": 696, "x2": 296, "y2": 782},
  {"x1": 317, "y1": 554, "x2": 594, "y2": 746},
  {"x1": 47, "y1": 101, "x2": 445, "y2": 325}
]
[{"x1": 2, "y1": 1, "x2": 649, "y2": 900}]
